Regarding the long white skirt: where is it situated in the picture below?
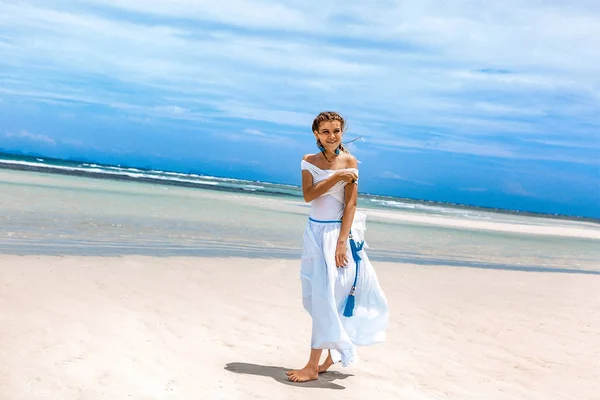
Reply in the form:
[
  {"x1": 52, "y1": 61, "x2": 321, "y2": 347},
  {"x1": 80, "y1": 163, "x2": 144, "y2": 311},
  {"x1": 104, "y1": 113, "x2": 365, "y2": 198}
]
[{"x1": 300, "y1": 212, "x2": 389, "y2": 366}]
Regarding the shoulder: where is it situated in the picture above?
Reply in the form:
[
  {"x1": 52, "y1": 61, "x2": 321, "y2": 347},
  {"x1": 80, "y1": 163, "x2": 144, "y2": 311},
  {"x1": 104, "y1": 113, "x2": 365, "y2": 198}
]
[
  {"x1": 301, "y1": 154, "x2": 317, "y2": 173},
  {"x1": 302, "y1": 153, "x2": 318, "y2": 163},
  {"x1": 340, "y1": 153, "x2": 358, "y2": 169}
]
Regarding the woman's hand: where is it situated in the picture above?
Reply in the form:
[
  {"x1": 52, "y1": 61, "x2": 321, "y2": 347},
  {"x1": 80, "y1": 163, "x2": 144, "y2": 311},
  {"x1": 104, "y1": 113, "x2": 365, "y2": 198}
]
[
  {"x1": 335, "y1": 240, "x2": 348, "y2": 268},
  {"x1": 334, "y1": 170, "x2": 358, "y2": 184}
]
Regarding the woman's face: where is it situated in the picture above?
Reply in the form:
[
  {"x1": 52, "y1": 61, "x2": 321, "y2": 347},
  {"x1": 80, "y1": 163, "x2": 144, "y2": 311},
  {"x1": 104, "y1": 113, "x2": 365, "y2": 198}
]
[{"x1": 314, "y1": 121, "x2": 343, "y2": 153}]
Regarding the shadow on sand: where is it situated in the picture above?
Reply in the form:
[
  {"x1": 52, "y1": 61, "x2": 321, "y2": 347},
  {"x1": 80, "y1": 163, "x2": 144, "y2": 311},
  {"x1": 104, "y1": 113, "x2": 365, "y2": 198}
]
[{"x1": 224, "y1": 362, "x2": 353, "y2": 390}]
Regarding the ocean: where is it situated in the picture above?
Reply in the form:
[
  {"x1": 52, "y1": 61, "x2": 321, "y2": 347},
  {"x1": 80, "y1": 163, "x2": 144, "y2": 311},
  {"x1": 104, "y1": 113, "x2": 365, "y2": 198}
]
[{"x1": 1, "y1": 153, "x2": 599, "y2": 275}]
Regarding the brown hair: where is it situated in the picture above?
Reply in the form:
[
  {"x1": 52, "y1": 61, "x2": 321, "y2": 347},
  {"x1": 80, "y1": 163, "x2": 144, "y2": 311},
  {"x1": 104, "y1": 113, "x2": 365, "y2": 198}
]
[{"x1": 312, "y1": 111, "x2": 349, "y2": 154}]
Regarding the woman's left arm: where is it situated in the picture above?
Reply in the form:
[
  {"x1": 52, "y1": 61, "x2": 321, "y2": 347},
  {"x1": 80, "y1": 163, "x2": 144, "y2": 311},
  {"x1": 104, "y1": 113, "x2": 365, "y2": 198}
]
[{"x1": 335, "y1": 157, "x2": 359, "y2": 267}]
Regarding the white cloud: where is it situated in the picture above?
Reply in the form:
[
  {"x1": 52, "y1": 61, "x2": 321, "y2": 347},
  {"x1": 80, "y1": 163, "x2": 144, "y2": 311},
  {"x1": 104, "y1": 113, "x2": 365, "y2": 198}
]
[
  {"x1": 372, "y1": 136, "x2": 517, "y2": 159},
  {"x1": 243, "y1": 129, "x2": 267, "y2": 137},
  {"x1": 75, "y1": 0, "x2": 312, "y2": 32},
  {"x1": 214, "y1": 102, "x2": 314, "y2": 127},
  {"x1": 502, "y1": 181, "x2": 536, "y2": 197},
  {"x1": 154, "y1": 105, "x2": 187, "y2": 115},
  {"x1": 520, "y1": 137, "x2": 600, "y2": 150},
  {"x1": 218, "y1": 127, "x2": 298, "y2": 145},
  {"x1": 373, "y1": 135, "x2": 600, "y2": 165},
  {"x1": 380, "y1": 171, "x2": 433, "y2": 186},
  {"x1": 1, "y1": 0, "x2": 599, "y2": 163},
  {"x1": 4, "y1": 130, "x2": 56, "y2": 145}
]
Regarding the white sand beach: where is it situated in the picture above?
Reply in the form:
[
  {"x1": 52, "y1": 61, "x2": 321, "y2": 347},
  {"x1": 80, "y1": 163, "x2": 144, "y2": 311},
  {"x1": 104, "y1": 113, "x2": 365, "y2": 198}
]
[
  {"x1": 1, "y1": 255, "x2": 598, "y2": 400},
  {"x1": 366, "y1": 209, "x2": 600, "y2": 240}
]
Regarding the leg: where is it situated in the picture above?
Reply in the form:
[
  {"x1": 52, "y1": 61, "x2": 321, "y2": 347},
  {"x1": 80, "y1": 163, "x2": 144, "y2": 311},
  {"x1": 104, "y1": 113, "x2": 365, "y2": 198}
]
[
  {"x1": 286, "y1": 348, "x2": 322, "y2": 382},
  {"x1": 318, "y1": 349, "x2": 335, "y2": 373}
]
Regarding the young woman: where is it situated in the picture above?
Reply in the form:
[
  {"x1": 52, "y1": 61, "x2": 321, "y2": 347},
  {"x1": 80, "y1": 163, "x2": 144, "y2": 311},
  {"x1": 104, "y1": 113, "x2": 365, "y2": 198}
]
[{"x1": 287, "y1": 111, "x2": 389, "y2": 383}]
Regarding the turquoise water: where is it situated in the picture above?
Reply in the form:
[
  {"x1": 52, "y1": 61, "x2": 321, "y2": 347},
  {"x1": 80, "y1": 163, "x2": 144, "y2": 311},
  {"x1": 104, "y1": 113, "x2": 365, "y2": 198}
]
[
  {"x1": 3, "y1": 151, "x2": 597, "y2": 223},
  {"x1": 1, "y1": 168, "x2": 599, "y2": 275}
]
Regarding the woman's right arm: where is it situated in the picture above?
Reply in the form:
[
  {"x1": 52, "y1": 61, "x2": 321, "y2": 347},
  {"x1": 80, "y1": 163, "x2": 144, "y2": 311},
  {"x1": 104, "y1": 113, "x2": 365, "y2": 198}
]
[{"x1": 301, "y1": 170, "x2": 357, "y2": 203}]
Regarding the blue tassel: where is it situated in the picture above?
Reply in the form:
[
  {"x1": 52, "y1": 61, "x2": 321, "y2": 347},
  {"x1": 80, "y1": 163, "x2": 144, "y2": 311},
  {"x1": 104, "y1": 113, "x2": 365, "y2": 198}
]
[
  {"x1": 344, "y1": 233, "x2": 364, "y2": 318},
  {"x1": 343, "y1": 293, "x2": 355, "y2": 317}
]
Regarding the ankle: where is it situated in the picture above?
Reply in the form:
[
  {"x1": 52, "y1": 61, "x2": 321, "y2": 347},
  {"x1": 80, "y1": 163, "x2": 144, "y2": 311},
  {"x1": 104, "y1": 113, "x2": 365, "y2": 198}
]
[{"x1": 304, "y1": 364, "x2": 319, "y2": 372}]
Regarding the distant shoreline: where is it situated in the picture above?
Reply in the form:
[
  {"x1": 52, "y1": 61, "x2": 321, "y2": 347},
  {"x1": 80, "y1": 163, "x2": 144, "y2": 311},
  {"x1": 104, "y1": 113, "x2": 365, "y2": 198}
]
[
  {"x1": 1, "y1": 156, "x2": 598, "y2": 225},
  {"x1": 0, "y1": 160, "x2": 299, "y2": 200}
]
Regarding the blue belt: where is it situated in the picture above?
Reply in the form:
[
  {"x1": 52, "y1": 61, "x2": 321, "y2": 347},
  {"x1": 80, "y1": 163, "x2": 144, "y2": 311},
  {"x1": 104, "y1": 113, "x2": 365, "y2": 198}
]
[
  {"x1": 308, "y1": 217, "x2": 364, "y2": 317},
  {"x1": 308, "y1": 217, "x2": 342, "y2": 223}
]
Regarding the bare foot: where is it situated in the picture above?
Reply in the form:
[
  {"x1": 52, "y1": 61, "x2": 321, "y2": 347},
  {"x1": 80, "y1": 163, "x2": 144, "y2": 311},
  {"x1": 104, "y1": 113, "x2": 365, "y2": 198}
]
[
  {"x1": 287, "y1": 366, "x2": 318, "y2": 382},
  {"x1": 318, "y1": 354, "x2": 334, "y2": 373}
]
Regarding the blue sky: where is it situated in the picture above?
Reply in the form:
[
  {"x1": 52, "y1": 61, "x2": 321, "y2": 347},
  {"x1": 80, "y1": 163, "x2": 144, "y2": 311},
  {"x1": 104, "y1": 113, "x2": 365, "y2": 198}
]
[{"x1": 1, "y1": 1, "x2": 599, "y2": 218}]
